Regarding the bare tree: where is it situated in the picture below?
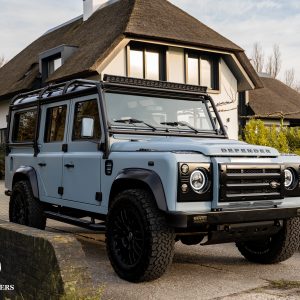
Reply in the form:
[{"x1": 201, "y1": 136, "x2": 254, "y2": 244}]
[
  {"x1": 0, "y1": 55, "x2": 5, "y2": 68},
  {"x1": 284, "y1": 68, "x2": 295, "y2": 87},
  {"x1": 251, "y1": 42, "x2": 264, "y2": 73},
  {"x1": 272, "y1": 44, "x2": 281, "y2": 78},
  {"x1": 265, "y1": 55, "x2": 273, "y2": 76},
  {"x1": 266, "y1": 44, "x2": 281, "y2": 78}
]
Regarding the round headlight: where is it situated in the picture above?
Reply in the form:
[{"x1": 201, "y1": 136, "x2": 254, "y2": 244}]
[
  {"x1": 284, "y1": 169, "x2": 294, "y2": 189},
  {"x1": 190, "y1": 170, "x2": 207, "y2": 193}
]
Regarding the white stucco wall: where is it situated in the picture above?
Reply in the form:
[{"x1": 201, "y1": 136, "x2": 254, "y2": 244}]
[
  {"x1": 0, "y1": 100, "x2": 9, "y2": 129},
  {"x1": 213, "y1": 59, "x2": 238, "y2": 140},
  {"x1": 101, "y1": 46, "x2": 239, "y2": 140},
  {"x1": 102, "y1": 47, "x2": 127, "y2": 77}
]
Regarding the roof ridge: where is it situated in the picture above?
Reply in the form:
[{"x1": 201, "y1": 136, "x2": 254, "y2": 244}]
[{"x1": 123, "y1": 0, "x2": 138, "y2": 33}]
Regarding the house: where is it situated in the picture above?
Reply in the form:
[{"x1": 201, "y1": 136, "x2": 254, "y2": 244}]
[
  {"x1": 239, "y1": 73, "x2": 300, "y2": 129},
  {"x1": 0, "y1": 0, "x2": 263, "y2": 141}
]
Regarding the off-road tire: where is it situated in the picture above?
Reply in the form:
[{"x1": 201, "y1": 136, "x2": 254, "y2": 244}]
[
  {"x1": 9, "y1": 180, "x2": 46, "y2": 230},
  {"x1": 236, "y1": 217, "x2": 300, "y2": 264},
  {"x1": 106, "y1": 189, "x2": 175, "y2": 282}
]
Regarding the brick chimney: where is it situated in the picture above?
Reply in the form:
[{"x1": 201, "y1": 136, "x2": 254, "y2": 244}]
[{"x1": 83, "y1": 0, "x2": 108, "y2": 21}]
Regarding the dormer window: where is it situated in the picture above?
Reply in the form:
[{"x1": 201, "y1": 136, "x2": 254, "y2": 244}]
[
  {"x1": 48, "y1": 57, "x2": 62, "y2": 76},
  {"x1": 39, "y1": 45, "x2": 78, "y2": 84}
]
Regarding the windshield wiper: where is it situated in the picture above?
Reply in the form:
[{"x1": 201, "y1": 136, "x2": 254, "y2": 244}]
[
  {"x1": 160, "y1": 121, "x2": 199, "y2": 133},
  {"x1": 113, "y1": 118, "x2": 157, "y2": 131}
]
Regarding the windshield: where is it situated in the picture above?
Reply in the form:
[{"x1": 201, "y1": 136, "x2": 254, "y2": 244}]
[{"x1": 104, "y1": 92, "x2": 218, "y2": 134}]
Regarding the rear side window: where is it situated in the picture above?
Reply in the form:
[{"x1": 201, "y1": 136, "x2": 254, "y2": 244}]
[
  {"x1": 44, "y1": 105, "x2": 67, "y2": 143},
  {"x1": 12, "y1": 110, "x2": 37, "y2": 142},
  {"x1": 73, "y1": 99, "x2": 101, "y2": 140}
]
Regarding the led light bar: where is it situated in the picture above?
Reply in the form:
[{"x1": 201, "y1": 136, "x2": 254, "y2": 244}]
[{"x1": 103, "y1": 75, "x2": 208, "y2": 93}]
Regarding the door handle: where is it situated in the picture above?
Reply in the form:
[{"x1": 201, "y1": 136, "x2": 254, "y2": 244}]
[
  {"x1": 38, "y1": 163, "x2": 47, "y2": 167},
  {"x1": 64, "y1": 163, "x2": 75, "y2": 169}
]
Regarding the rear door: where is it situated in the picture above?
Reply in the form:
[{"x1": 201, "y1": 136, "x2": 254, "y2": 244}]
[
  {"x1": 62, "y1": 96, "x2": 102, "y2": 206},
  {"x1": 37, "y1": 101, "x2": 69, "y2": 200}
]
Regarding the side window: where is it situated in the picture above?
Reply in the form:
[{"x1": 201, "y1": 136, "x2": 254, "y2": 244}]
[
  {"x1": 72, "y1": 99, "x2": 101, "y2": 140},
  {"x1": 44, "y1": 105, "x2": 67, "y2": 143},
  {"x1": 12, "y1": 109, "x2": 37, "y2": 142}
]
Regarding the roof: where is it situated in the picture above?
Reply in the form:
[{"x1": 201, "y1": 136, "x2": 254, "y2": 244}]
[
  {"x1": 0, "y1": 0, "x2": 262, "y2": 99},
  {"x1": 248, "y1": 76, "x2": 300, "y2": 120}
]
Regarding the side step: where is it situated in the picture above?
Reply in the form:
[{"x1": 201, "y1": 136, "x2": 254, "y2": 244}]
[{"x1": 45, "y1": 211, "x2": 106, "y2": 232}]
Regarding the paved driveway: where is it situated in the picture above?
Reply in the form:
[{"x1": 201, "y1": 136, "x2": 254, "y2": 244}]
[{"x1": 1, "y1": 181, "x2": 300, "y2": 299}]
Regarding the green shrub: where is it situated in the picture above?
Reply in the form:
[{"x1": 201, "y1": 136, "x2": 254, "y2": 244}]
[{"x1": 243, "y1": 119, "x2": 295, "y2": 154}]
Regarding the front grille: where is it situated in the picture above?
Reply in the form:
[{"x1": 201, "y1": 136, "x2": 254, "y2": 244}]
[{"x1": 219, "y1": 164, "x2": 284, "y2": 202}]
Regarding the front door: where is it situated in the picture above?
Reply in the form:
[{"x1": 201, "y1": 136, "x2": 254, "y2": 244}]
[
  {"x1": 37, "y1": 101, "x2": 69, "y2": 200},
  {"x1": 62, "y1": 96, "x2": 102, "y2": 206}
]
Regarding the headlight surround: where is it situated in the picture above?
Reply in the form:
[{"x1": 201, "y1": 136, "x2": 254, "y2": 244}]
[
  {"x1": 190, "y1": 169, "x2": 208, "y2": 193},
  {"x1": 284, "y1": 168, "x2": 295, "y2": 189}
]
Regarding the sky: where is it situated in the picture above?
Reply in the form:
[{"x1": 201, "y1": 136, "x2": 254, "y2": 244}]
[{"x1": 0, "y1": 0, "x2": 299, "y2": 82}]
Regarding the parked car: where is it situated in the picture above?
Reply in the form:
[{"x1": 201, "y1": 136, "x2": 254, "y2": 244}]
[{"x1": 5, "y1": 75, "x2": 300, "y2": 282}]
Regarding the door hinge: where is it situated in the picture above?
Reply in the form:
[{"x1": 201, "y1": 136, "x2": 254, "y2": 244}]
[
  {"x1": 62, "y1": 144, "x2": 68, "y2": 153},
  {"x1": 95, "y1": 192, "x2": 102, "y2": 202},
  {"x1": 58, "y1": 187, "x2": 64, "y2": 195}
]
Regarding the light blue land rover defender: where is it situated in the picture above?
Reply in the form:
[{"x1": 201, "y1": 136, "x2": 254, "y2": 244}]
[{"x1": 5, "y1": 75, "x2": 300, "y2": 282}]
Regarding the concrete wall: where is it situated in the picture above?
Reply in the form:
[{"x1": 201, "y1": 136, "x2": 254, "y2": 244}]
[{"x1": 0, "y1": 220, "x2": 98, "y2": 299}]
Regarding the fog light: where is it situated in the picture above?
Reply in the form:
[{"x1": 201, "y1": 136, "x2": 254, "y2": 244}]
[
  {"x1": 181, "y1": 164, "x2": 189, "y2": 175},
  {"x1": 181, "y1": 184, "x2": 188, "y2": 193}
]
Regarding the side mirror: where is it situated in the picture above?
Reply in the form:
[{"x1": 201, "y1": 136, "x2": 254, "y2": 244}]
[{"x1": 81, "y1": 117, "x2": 94, "y2": 138}]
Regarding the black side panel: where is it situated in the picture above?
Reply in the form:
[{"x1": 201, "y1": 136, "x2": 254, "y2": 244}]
[
  {"x1": 13, "y1": 166, "x2": 39, "y2": 199},
  {"x1": 112, "y1": 168, "x2": 168, "y2": 211}
]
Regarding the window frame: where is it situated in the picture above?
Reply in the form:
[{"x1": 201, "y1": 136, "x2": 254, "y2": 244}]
[
  {"x1": 185, "y1": 51, "x2": 220, "y2": 91},
  {"x1": 127, "y1": 42, "x2": 167, "y2": 81},
  {"x1": 71, "y1": 98, "x2": 102, "y2": 142},
  {"x1": 44, "y1": 104, "x2": 68, "y2": 143},
  {"x1": 11, "y1": 108, "x2": 38, "y2": 143}
]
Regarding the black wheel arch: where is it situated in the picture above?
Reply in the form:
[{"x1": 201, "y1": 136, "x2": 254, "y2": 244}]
[
  {"x1": 12, "y1": 166, "x2": 39, "y2": 199},
  {"x1": 109, "y1": 168, "x2": 168, "y2": 211}
]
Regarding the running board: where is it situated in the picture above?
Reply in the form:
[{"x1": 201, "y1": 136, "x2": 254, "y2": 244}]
[{"x1": 45, "y1": 211, "x2": 106, "y2": 232}]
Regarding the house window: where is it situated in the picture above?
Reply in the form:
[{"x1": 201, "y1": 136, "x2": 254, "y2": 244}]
[
  {"x1": 186, "y1": 53, "x2": 219, "y2": 90},
  {"x1": 39, "y1": 45, "x2": 78, "y2": 84},
  {"x1": 128, "y1": 43, "x2": 166, "y2": 81},
  {"x1": 48, "y1": 57, "x2": 62, "y2": 76}
]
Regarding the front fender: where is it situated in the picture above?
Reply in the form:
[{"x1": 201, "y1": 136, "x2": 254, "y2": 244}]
[{"x1": 112, "y1": 168, "x2": 168, "y2": 211}]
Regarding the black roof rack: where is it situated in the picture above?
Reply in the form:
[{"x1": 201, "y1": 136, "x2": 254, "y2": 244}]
[
  {"x1": 10, "y1": 79, "x2": 100, "y2": 107},
  {"x1": 103, "y1": 75, "x2": 208, "y2": 94}
]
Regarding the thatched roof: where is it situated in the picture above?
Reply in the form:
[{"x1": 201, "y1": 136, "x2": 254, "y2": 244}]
[
  {"x1": 248, "y1": 76, "x2": 300, "y2": 120},
  {"x1": 0, "y1": 0, "x2": 262, "y2": 99}
]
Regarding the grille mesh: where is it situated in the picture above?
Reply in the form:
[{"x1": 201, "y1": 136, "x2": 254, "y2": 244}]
[{"x1": 220, "y1": 164, "x2": 283, "y2": 202}]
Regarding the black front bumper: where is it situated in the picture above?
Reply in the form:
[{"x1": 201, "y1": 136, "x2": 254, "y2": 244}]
[{"x1": 166, "y1": 207, "x2": 300, "y2": 228}]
